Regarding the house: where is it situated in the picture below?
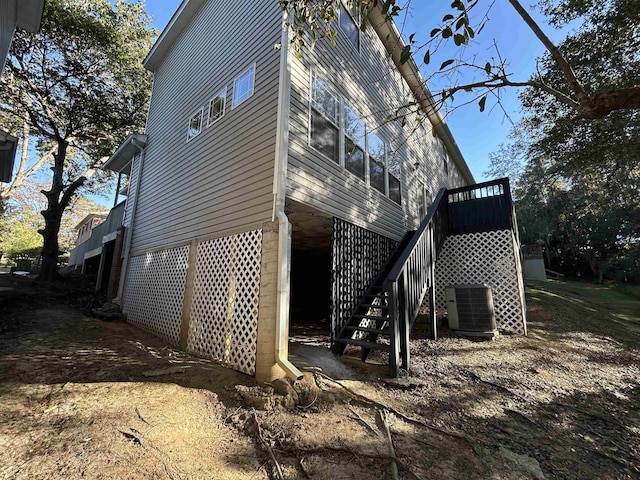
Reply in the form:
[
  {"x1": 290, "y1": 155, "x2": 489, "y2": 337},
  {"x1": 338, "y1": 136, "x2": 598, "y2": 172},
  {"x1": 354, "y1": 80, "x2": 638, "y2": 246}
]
[
  {"x1": 74, "y1": 213, "x2": 109, "y2": 247},
  {"x1": 0, "y1": 0, "x2": 45, "y2": 183},
  {"x1": 102, "y1": 0, "x2": 527, "y2": 381}
]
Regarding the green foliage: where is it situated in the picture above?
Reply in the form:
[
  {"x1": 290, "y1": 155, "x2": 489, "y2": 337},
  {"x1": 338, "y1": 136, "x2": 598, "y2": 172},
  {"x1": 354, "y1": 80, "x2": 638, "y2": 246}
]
[{"x1": 0, "y1": 0, "x2": 157, "y2": 280}]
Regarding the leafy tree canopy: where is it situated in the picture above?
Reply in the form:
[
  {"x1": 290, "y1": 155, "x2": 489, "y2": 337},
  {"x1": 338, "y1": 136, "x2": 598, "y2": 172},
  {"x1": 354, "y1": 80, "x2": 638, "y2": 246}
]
[{"x1": 0, "y1": 0, "x2": 156, "y2": 281}]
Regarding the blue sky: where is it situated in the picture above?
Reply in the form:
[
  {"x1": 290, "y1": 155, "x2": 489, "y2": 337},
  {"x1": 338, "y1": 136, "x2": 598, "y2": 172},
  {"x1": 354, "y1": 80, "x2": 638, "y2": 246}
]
[{"x1": 140, "y1": 0, "x2": 566, "y2": 183}]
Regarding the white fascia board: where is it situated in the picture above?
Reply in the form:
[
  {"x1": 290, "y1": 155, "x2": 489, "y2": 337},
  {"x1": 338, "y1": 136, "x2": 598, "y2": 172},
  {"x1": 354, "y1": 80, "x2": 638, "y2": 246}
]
[
  {"x1": 143, "y1": 0, "x2": 206, "y2": 72},
  {"x1": 102, "y1": 134, "x2": 148, "y2": 172}
]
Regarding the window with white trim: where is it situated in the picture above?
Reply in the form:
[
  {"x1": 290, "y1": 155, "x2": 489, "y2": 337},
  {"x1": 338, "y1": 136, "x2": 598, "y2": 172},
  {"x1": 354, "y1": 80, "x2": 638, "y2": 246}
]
[
  {"x1": 310, "y1": 75, "x2": 339, "y2": 162},
  {"x1": 344, "y1": 103, "x2": 365, "y2": 179},
  {"x1": 208, "y1": 88, "x2": 226, "y2": 126},
  {"x1": 387, "y1": 151, "x2": 402, "y2": 205},
  {"x1": 187, "y1": 108, "x2": 204, "y2": 141},
  {"x1": 339, "y1": 1, "x2": 360, "y2": 50},
  {"x1": 233, "y1": 65, "x2": 255, "y2": 107},
  {"x1": 368, "y1": 131, "x2": 386, "y2": 194}
]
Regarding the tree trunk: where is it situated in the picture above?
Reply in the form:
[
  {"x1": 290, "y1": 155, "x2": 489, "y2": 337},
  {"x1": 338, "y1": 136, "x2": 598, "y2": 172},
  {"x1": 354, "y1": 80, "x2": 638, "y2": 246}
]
[
  {"x1": 36, "y1": 139, "x2": 67, "y2": 282},
  {"x1": 38, "y1": 208, "x2": 63, "y2": 281}
]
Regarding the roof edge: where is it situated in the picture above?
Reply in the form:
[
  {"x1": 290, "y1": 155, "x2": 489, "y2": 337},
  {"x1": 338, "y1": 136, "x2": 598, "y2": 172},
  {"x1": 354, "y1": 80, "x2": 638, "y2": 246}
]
[
  {"x1": 143, "y1": 0, "x2": 206, "y2": 72},
  {"x1": 102, "y1": 134, "x2": 148, "y2": 172},
  {"x1": 368, "y1": 8, "x2": 475, "y2": 185}
]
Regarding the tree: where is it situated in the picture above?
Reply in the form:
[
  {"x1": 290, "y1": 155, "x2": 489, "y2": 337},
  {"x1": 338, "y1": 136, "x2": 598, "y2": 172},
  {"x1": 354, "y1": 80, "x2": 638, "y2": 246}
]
[
  {"x1": 0, "y1": 0, "x2": 156, "y2": 281},
  {"x1": 279, "y1": 0, "x2": 640, "y2": 120}
]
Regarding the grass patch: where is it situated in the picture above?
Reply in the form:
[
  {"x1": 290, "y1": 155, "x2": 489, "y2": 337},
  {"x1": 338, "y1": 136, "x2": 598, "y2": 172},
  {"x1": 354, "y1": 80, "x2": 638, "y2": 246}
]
[{"x1": 18, "y1": 320, "x2": 103, "y2": 352}]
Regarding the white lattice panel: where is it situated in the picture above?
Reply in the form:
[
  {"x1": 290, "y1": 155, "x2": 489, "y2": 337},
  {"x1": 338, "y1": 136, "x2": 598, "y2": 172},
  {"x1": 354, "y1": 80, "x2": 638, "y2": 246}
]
[
  {"x1": 435, "y1": 230, "x2": 526, "y2": 335},
  {"x1": 187, "y1": 230, "x2": 262, "y2": 375},
  {"x1": 125, "y1": 246, "x2": 189, "y2": 344}
]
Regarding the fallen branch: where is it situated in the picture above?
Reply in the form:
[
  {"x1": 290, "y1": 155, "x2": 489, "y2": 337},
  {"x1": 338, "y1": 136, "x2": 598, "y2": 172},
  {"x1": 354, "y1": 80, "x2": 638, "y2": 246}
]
[
  {"x1": 277, "y1": 444, "x2": 425, "y2": 480},
  {"x1": 377, "y1": 409, "x2": 399, "y2": 480},
  {"x1": 310, "y1": 370, "x2": 480, "y2": 448},
  {"x1": 348, "y1": 406, "x2": 379, "y2": 435},
  {"x1": 252, "y1": 411, "x2": 284, "y2": 480}
]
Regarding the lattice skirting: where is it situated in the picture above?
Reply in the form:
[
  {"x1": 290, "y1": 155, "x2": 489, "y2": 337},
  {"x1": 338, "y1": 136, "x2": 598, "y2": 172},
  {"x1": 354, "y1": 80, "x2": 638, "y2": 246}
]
[
  {"x1": 331, "y1": 218, "x2": 398, "y2": 342},
  {"x1": 435, "y1": 230, "x2": 527, "y2": 335},
  {"x1": 124, "y1": 246, "x2": 189, "y2": 344},
  {"x1": 187, "y1": 230, "x2": 262, "y2": 375}
]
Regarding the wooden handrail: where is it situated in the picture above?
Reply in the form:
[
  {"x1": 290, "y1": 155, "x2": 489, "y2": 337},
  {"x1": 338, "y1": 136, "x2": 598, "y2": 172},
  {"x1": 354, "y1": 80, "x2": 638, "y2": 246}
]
[
  {"x1": 383, "y1": 187, "x2": 448, "y2": 375},
  {"x1": 384, "y1": 188, "x2": 447, "y2": 284}
]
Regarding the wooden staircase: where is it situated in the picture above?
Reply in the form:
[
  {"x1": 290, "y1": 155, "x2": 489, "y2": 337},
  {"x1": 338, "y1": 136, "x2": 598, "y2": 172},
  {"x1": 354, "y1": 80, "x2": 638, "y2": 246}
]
[
  {"x1": 334, "y1": 188, "x2": 450, "y2": 376},
  {"x1": 334, "y1": 231, "x2": 415, "y2": 360}
]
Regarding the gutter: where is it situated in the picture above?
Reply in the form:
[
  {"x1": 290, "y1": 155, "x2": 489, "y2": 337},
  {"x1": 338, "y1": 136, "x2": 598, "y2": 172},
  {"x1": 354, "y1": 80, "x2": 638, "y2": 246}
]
[
  {"x1": 271, "y1": 16, "x2": 303, "y2": 381},
  {"x1": 115, "y1": 136, "x2": 147, "y2": 306}
]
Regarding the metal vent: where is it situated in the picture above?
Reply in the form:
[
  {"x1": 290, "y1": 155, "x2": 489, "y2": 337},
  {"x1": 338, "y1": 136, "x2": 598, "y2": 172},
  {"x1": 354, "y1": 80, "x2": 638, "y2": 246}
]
[{"x1": 445, "y1": 284, "x2": 497, "y2": 336}]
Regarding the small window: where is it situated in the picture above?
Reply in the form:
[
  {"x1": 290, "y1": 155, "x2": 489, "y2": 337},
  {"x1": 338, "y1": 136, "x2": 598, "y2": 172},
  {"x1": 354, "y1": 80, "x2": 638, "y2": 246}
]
[
  {"x1": 310, "y1": 74, "x2": 339, "y2": 162},
  {"x1": 187, "y1": 108, "x2": 204, "y2": 141},
  {"x1": 345, "y1": 137, "x2": 365, "y2": 178},
  {"x1": 368, "y1": 131, "x2": 386, "y2": 194},
  {"x1": 389, "y1": 174, "x2": 401, "y2": 204},
  {"x1": 311, "y1": 113, "x2": 339, "y2": 162},
  {"x1": 233, "y1": 65, "x2": 255, "y2": 107},
  {"x1": 344, "y1": 103, "x2": 365, "y2": 179},
  {"x1": 311, "y1": 76, "x2": 338, "y2": 123},
  {"x1": 208, "y1": 88, "x2": 227, "y2": 126},
  {"x1": 339, "y1": 2, "x2": 360, "y2": 50}
]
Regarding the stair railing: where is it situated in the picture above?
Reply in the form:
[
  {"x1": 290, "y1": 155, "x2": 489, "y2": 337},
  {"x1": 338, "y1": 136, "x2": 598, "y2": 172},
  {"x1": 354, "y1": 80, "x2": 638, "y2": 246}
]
[{"x1": 383, "y1": 188, "x2": 448, "y2": 375}]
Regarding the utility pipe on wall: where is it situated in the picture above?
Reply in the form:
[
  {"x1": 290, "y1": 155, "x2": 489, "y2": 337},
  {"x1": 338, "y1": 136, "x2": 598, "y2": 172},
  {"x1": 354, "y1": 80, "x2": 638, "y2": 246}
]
[{"x1": 272, "y1": 17, "x2": 303, "y2": 381}]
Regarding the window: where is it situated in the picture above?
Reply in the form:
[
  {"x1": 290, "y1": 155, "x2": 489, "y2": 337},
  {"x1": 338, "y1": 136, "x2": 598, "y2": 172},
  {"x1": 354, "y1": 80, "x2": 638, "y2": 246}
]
[
  {"x1": 339, "y1": 1, "x2": 360, "y2": 50},
  {"x1": 368, "y1": 131, "x2": 385, "y2": 194},
  {"x1": 387, "y1": 150, "x2": 402, "y2": 205},
  {"x1": 187, "y1": 108, "x2": 204, "y2": 141},
  {"x1": 310, "y1": 74, "x2": 339, "y2": 162},
  {"x1": 389, "y1": 174, "x2": 401, "y2": 204},
  {"x1": 233, "y1": 65, "x2": 255, "y2": 107},
  {"x1": 344, "y1": 103, "x2": 365, "y2": 179},
  {"x1": 208, "y1": 88, "x2": 226, "y2": 126}
]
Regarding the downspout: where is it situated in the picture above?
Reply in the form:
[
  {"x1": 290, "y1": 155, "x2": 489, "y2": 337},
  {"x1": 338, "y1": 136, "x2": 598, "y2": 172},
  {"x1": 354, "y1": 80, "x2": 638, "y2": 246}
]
[
  {"x1": 115, "y1": 136, "x2": 146, "y2": 306},
  {"x1": 272, "y1": 16, "x2": 303, "y2": 381}
]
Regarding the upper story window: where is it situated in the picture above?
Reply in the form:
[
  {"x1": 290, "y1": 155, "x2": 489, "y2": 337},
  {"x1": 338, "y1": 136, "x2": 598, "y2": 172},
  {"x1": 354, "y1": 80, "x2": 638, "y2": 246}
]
[
  {"x1": 344, "y1": 103, "x2": 365, "y2": 179},
  {"x1": 339, "y1": 1, "x2": 360, "y2": 50},
  {"x1": 310, "y1": 75, "x2": 339, "y2": 162},
  {"x1": 368, "y1": 131, "x2": 386, "y2": 195},
  {"x1": 208, "y1": 88, "x2": 227, "y2": 126},
  {"x1": 387, "y1": 153, "x2": 402, "y2": 205},
  {"x1": 187, "y1": 108, "x2": 204, "y2": 141},
  {"x1": 233, "y1": 64, "x2": 255, "y2": 107}
]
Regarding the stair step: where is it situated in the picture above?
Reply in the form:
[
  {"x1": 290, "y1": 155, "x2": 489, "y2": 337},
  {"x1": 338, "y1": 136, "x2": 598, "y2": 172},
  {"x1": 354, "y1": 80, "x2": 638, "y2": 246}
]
[
  {"x1": 359, "y1": 302, "x2": 387, "y2": 309},
  {"x1": 352, "y1": 314, "x2": 388, "y2": 321},
  {"x1": 344, "y1": 326, "x2": 389, "y2": 335},
  {"x1": 335, "y1": 338, "x2": 392, "y2": 352}
]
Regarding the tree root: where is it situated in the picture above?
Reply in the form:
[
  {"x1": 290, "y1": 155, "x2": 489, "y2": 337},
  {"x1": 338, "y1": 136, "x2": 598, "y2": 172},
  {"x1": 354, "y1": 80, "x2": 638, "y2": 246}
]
[
  {"x1": 277, "y1": 444, "x2": 425, "y2": 480},
  {"x1": 252, "y1": 410, "x2": 284, "y2": 480},
  {"x1": 309, "y1": 370, "x2": 485, "y2": 456}
]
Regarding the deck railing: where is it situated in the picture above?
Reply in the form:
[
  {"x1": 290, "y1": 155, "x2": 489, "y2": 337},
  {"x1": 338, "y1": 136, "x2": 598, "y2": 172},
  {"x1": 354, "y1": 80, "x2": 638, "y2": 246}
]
[
  {"x1": 68, "y1": 201, "x2": 126, "y2": 267},
  {"x1": 383, "y1": 188, "x2": 448, "y2": 373}
]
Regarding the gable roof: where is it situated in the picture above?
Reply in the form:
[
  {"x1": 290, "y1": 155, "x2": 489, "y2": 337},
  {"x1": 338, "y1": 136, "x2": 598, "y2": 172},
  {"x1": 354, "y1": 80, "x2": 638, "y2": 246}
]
[
  {"x1": 75, "y1": 213, "x2": 109, "y2": 231},
  {"x1": 143, "y1": 0, "x2": 205, "y2": 72},
  {"x1": 142, "y1": 1, "x2": 474, "y2": 184}
]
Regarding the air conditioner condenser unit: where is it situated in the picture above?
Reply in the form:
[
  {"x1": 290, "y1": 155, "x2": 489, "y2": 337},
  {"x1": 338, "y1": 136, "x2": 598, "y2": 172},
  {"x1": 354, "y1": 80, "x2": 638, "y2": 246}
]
[{"x1": 445, "y1": 284, "x2": 498, "y2": 338}]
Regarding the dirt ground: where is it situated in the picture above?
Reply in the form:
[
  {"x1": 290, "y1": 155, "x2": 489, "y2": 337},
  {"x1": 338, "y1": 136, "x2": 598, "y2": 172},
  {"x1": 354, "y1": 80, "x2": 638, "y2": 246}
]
[{"x1": 0, "y1": 274, "x2": 639, "y2": 480}]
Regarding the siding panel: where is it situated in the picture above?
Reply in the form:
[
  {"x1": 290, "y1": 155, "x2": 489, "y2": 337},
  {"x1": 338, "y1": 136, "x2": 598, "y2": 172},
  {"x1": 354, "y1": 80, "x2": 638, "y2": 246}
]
[
  {"x1": 287, "y1": 16, "x2": 471, "y2": 239},
  {"x1": 131, "y1": 0, "x2": 281, "y2": 253}
]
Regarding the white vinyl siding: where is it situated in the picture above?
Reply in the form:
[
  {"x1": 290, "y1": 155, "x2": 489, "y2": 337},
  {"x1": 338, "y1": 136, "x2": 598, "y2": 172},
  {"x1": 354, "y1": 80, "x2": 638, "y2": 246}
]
[
  {"x1": 288, "y1": 16, "x2": 470, "y2": 238},
  {"x1": 130, "y1": 0, "x2": 280, "y2": 253}
]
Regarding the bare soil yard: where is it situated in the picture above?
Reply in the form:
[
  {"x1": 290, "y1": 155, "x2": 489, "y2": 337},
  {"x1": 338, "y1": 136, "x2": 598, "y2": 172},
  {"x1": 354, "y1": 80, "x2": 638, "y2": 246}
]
[{"x1": 0, "y1": 274, "x2": 638, "y2": 479}]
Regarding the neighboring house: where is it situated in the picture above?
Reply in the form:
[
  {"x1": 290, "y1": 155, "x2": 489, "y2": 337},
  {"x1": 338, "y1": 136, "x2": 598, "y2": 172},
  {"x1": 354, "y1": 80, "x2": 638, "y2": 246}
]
[
  {"x1": 0, "y1": 0, "x2": 45, "y2": 183},
  {"x1": 75, "y1": 213, "x2": 108, "y2": 247},
  {"x1": 101, "y1": 0, "x2": 527, "y2": 381}
]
